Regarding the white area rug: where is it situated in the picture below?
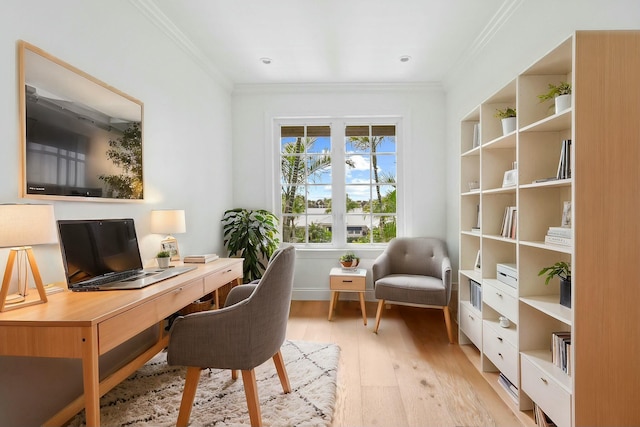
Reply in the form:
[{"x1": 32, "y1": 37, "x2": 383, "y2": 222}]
[{"x1": 69, "y1": 340, "x2": 339, "y2": 427}]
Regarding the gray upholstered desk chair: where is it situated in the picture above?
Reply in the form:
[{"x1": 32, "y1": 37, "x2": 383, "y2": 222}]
[
  {"x1": 167, "y1": 245, "x2": 296, "y2": 427},
  {"x1": 372, "y1": 237, "x2": 454, "y2": 344}
]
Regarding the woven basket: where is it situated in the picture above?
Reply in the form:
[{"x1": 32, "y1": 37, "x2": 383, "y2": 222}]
[{"x1": 178, "y1": 292, "x2": 214, "y2": 315}]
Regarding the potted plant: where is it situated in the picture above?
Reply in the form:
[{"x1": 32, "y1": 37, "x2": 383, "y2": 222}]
[
  {"x1": 538, "y1": 81, "x2": 572, "y2": 114},
  {"x1": 156, "y1": 250, "x2": 171, "y2": 268},
  {"x1": 222, "y1": 208, "x2": 280, "y2": 283},
  {"x1": 538, "y1": 261, "x2": 571, "y2": 308},
  {"x1": 495, "y1": 107, "x2": 517, "y2": 135},
  {"x1": 340, "y1": 252, "x2": 360, "y2": 269}
]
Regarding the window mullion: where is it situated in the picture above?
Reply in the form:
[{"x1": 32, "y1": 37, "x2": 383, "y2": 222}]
[{"x1": 331, "y1": 121, "x2": 346, "y2": 246}]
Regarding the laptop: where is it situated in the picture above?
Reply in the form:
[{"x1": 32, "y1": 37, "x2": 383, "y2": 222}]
[{"x1": 58, "y1": 218, "x2": 196, "y2": 291}]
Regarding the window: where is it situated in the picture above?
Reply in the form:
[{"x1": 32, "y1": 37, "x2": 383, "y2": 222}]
[{"x1": 278, "y1": 120, "x2": 398, "y2": 246}]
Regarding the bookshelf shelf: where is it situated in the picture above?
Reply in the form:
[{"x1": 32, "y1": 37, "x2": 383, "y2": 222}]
[{"x1": 520, "y1": 295, "x2": 572, "y2": 326}]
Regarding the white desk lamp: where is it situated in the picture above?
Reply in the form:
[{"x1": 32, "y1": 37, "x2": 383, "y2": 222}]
[
  {"x1": 150, "y1": 209, "x2": 186, "y2": 261},
  {"x1": 0, "y1": 204, "x2": 57, "y2": 311}
]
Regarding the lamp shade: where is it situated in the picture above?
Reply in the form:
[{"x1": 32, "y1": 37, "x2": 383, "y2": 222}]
[
  {"x1": 150, "y1": 209, "x2": 186, "y2": 234},
  {"x1": 0, "y1": 204, "x2": 58, "y2": 248}
]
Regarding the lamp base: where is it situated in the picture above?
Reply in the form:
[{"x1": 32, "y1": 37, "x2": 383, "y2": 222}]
[{"x1": 0, "y1": 247, "x2": 48, "y2": 312}]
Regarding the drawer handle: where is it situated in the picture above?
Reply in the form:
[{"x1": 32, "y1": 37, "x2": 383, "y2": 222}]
[
  {"x1": 468, "y1": 314, "x2": 474, "y2": 320},
  {"x1": 343, "y1": 280, "x2": 353, "y2": 283},
  {"x1": 497, "y1": 337, "x2": 503, "y2": 342},
  {"x1": 540, "y1": 377, "x2": 548, "y2": 384},
  {"x1": 173, "y1": 287, "x2": 184, "y2": 293},
  {"x1": 496, "y1": 292, "x2": 503, "y2": 297},
  {"x1": 226, "y1": 269, "x2": 232, "y2": 273},
  {"x1": 498, "y1": 352, "x2": 503, "y2": 358}
]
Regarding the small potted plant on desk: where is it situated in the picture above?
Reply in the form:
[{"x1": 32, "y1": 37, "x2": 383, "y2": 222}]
[
  {"x1": 495, "y1": 107, "x2": 517, "y2": 135},
  {"x1": 538, "y1": 261, "x2": 571, "y2": 308},
  {"x1": 340, "y1": 252, "x2": 360, "y2": 270},
  {"x1": 157, "y1": 250, "x2": 171, "y2": 268},
  {"x1": 538, "y1": 81, "x2": 572, "y2": 114}
]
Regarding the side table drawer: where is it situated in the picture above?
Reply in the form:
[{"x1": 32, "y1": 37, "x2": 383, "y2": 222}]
[
  {"x1": 483, "y1": 321, "x2": 518, "y2": 385},
  {"x1": 459, "y1": 303, "x2": 482, "y2": 348},
  {"x1": 521, "y1": 354, "x2": 571, "y2": 427},
  {"x1": 483, "y1": 281, "x2": 518, "y2": 322},
  {"x1": 330, "y1": 275, "x2": 365, "y2": 291}
]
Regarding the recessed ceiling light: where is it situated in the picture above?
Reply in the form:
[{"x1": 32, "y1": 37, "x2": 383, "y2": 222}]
[
  {"x1": 260, "y1": 57, "x2": 272, "y2": 65},
  {"x1": 399, "y1": 55, "x2": 411, "y2": 63}
]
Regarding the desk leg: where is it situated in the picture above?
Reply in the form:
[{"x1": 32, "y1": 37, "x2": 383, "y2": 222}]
[
  {"x1": 81, "y1": 326, "x2": 101, "y2": 427},
  {"x1": 358, "y1": 292, "x2": 367, "y2": 325},
  {"x1": 328, "y1": 291, "x2": 338, "y2": 320}
]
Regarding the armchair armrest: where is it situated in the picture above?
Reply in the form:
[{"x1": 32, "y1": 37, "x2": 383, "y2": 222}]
[
  {"x1": 441, "y1": 255, "x2": 452, "y2": 304},
  {"x1": 225, "y1": 284, "x2": 257, "y2": 307},
  {"x1": 372, "y1": 252, "x2": 391, "y2": 283}
]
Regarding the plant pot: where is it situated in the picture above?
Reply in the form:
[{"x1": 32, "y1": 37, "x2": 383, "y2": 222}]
[
  {"x1": 555, "y1": 94, "x2": 571, "y2": 114},
  {"x1": 501, "y1": 117, "x2": 516, "y2": 135},
  {"x1": 560, "y1": 279, "x2": 571, "y2": 308},
  {"x1": 157, "y1": 257, "x2": 170, "y2": 268},
  {"x1": 340, "y1": 260, "x2": 359, "y2": 269}
]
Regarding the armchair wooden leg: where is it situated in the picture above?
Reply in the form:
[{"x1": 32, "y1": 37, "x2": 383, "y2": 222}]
[
  {"x1": 272, "y1": 350, "x2": 291, "y2": 393},
  {"x1": 231, "y1": 369, "x2": 238, "y2": 380},
  {"x1": 443, "y1": 305, "x2": 454, "y2": 344},
  {"x1": 241, "y1": 369, "x2": 263, "y2": 427},
  {"x1": 177, "y1": 366, "x2": 202, "y2": 427},
  {"x1": 374, "y1": 300, "x2": 385, "y2": 333}
]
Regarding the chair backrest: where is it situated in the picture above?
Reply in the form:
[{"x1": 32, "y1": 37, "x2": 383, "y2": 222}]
[
  {"x1": 384, "y1": 237, "x2": 448, "y2": 278},
  {"x1": 242, "y1": 245, "x2": 296, "y2": 364}
]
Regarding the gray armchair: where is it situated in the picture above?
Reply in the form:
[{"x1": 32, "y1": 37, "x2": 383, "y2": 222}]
[
  {"x1": 372, "y1": 237, "x2": 453, "y2": 343},
  {"x1": 167, "y1": 245, "x2": 296, "y2": 427}
]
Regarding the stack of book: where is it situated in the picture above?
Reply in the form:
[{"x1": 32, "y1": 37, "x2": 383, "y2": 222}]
[
  {"x1": 183, "y1": 254, "x2": 219, "y2": 264},
  {"x1": 469, "y1": 279, "x2": 482, "y2": 310},
  {"x1": 498, "y1": 373, "x2": 518, "y2": 402},
  {"x1": 552, "y1": 331, "x2": 572, "y2": 375},
  {"x1": 500, "y1": 206, "x2": 517, "y2": 239},
  {"x1": 544, "y1": 226, "x2": 572, "y2": 247}
]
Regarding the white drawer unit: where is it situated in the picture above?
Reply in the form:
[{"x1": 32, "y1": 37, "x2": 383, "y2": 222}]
[
  {"x1": 459, "y1": 303, "x2": 482, "y2": 348},
  {"x1": 483, "y1": 321, "x2": 518, "y2": 385},
  {"x1": 483, "y1": 279, "x2": 518, "y2": 322},
  {"x1": 521, "y1": 352, "x2": 572, "y2": 427}
]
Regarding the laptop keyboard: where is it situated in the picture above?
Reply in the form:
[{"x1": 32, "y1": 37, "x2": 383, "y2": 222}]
[{"x1": 81, "y1": 270, "x2": 142, "y2": 288}]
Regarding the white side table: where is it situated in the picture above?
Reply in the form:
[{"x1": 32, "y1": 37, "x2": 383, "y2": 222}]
[{"x1": 328, "y1": 267, "x2": 367, "y2": 325}]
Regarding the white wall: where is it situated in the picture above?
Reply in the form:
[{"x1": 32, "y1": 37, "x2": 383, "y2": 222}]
[
  {"x1": 0, "y1": 1, "x2": 233, "y2": 425},
  {"x1": 443, "y1": 0, "x2": 640, "y2": 274},
  {"x1": 231, "y1": 83, "x2": 446, "y2": 299}
]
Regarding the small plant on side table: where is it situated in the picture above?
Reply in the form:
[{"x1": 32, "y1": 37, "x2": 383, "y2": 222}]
[
  {"x1": 340, "y1": 252, "x2": 360, "y2": 269},
  {"x1": 538, "y1": 261, "x2": 571, "y2": 308}
]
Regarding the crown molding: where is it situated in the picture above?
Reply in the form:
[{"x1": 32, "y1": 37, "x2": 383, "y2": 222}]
[
  {"x1": 129, "y1": 0, "x2": 233, "y2": 92},
  {"x1": 443, "y1": 0, "x2": 524, "y2": 88}
]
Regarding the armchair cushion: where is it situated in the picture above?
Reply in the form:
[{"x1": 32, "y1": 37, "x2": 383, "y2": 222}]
[{"x1": 374, "y1": 274, "x2": 447, "y2": 306}]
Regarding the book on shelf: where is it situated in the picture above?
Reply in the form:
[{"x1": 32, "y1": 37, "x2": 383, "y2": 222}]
[
  {"x1": 556, "y1": 139, "x2": 572, "y2": 180},
  {"x1": 547, "y1": 226, "x2": 572, "y2": 238},
  {"x1": 472, "y1": 122, "x2": 480, "y2": 148},
  {"x1": 551, "y1": 332, "x2": 572, "y2": 375},
  {"x1": 498, "y1": 373, "x2": 518, "y2": 402},
  {"x1": 468, "y1": 278, "x2": 482, "y2": 311},
  {"x1": 500, "y1": 206, "x2": 517, "y2": 239},
  {"x1": 544, "y1": 235, "x2": 572, "y2": 246},
  {"x1": 471, "y1": 227, "x2": 481, "y2": 234},
  {"x1": 183, "y1": 254, "x2": 219, "y2": 263},
  {"x1": 532, "y1": 177, "x2": 558, "y2": 184},
  {"x1": 534, "y1": 402, "x2": 557, "y2": 427}
]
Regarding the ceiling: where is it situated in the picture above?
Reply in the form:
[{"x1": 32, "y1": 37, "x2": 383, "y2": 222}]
[{"x1": 139, "y1": 0, "x2": 516, "y2": 86}]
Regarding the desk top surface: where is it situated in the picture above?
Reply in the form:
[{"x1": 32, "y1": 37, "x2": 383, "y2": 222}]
[{"x1": 0, "y1": 258, "x2": 242, "y2": 326}]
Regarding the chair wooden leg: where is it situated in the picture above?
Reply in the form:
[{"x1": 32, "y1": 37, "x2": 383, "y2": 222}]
[
  {"x1": 177, "y1": 366, "x2": 202, "y2": 427},
  {"x1": 241, "y1": 369, "x2": 262, "y2": 427},
  {"x1": 443, "y1": 305, "x2": 454, "y2": 344},
  {"x1": 231, "y1": 369, "x2": 238, "y2": 380},
  {"x1": 272, "y1": 350, "x2": 291, "y2": 393},
  {"x1": 374, "y1": 300, "x2": 385, "y2": 333}
]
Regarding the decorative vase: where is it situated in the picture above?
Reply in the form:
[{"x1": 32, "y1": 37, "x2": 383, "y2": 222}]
[
  {"x1": 340, "y1": 260, "x2": 359, "y2": 269},
  {"x1": 157, "y1": 257, "x2": 170, "y2": 268},
  {"x1": 555, "y1": 94, "x2": 571, "y2": 114},
  {"x1": 501, "y1": 117, "x2": 516, "y2": 135},
  {"x1": 559, "y1": 279, "x2": 571, "y2": 308}
]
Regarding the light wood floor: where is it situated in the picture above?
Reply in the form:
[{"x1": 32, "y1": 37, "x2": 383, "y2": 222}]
[{"x1": 285, "y1": 300, "x2": 529, "y2": 427}]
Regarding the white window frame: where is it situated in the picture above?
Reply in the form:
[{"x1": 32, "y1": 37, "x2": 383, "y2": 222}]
[{"x1": 272, "y1": 115, "x2": 404, "y2": 249}]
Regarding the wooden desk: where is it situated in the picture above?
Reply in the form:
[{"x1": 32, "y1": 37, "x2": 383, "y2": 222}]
[{"x1": 0, "y1": 258, "x2": 243, "y2": 427}]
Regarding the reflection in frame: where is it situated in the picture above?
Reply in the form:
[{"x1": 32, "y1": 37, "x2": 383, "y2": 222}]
[{"x1": 18, "y1": 41, "x2": 144, "y2": 201}]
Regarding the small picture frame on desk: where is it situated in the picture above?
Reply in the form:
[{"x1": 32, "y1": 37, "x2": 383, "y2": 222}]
[{"x1": 161, "y1": 238, "x2": 180, "y2": 261}]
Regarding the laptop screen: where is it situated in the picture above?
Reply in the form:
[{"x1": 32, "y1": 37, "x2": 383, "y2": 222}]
[{"x1": 58, "y1": 219, "x2": 143, "y2": 286}]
